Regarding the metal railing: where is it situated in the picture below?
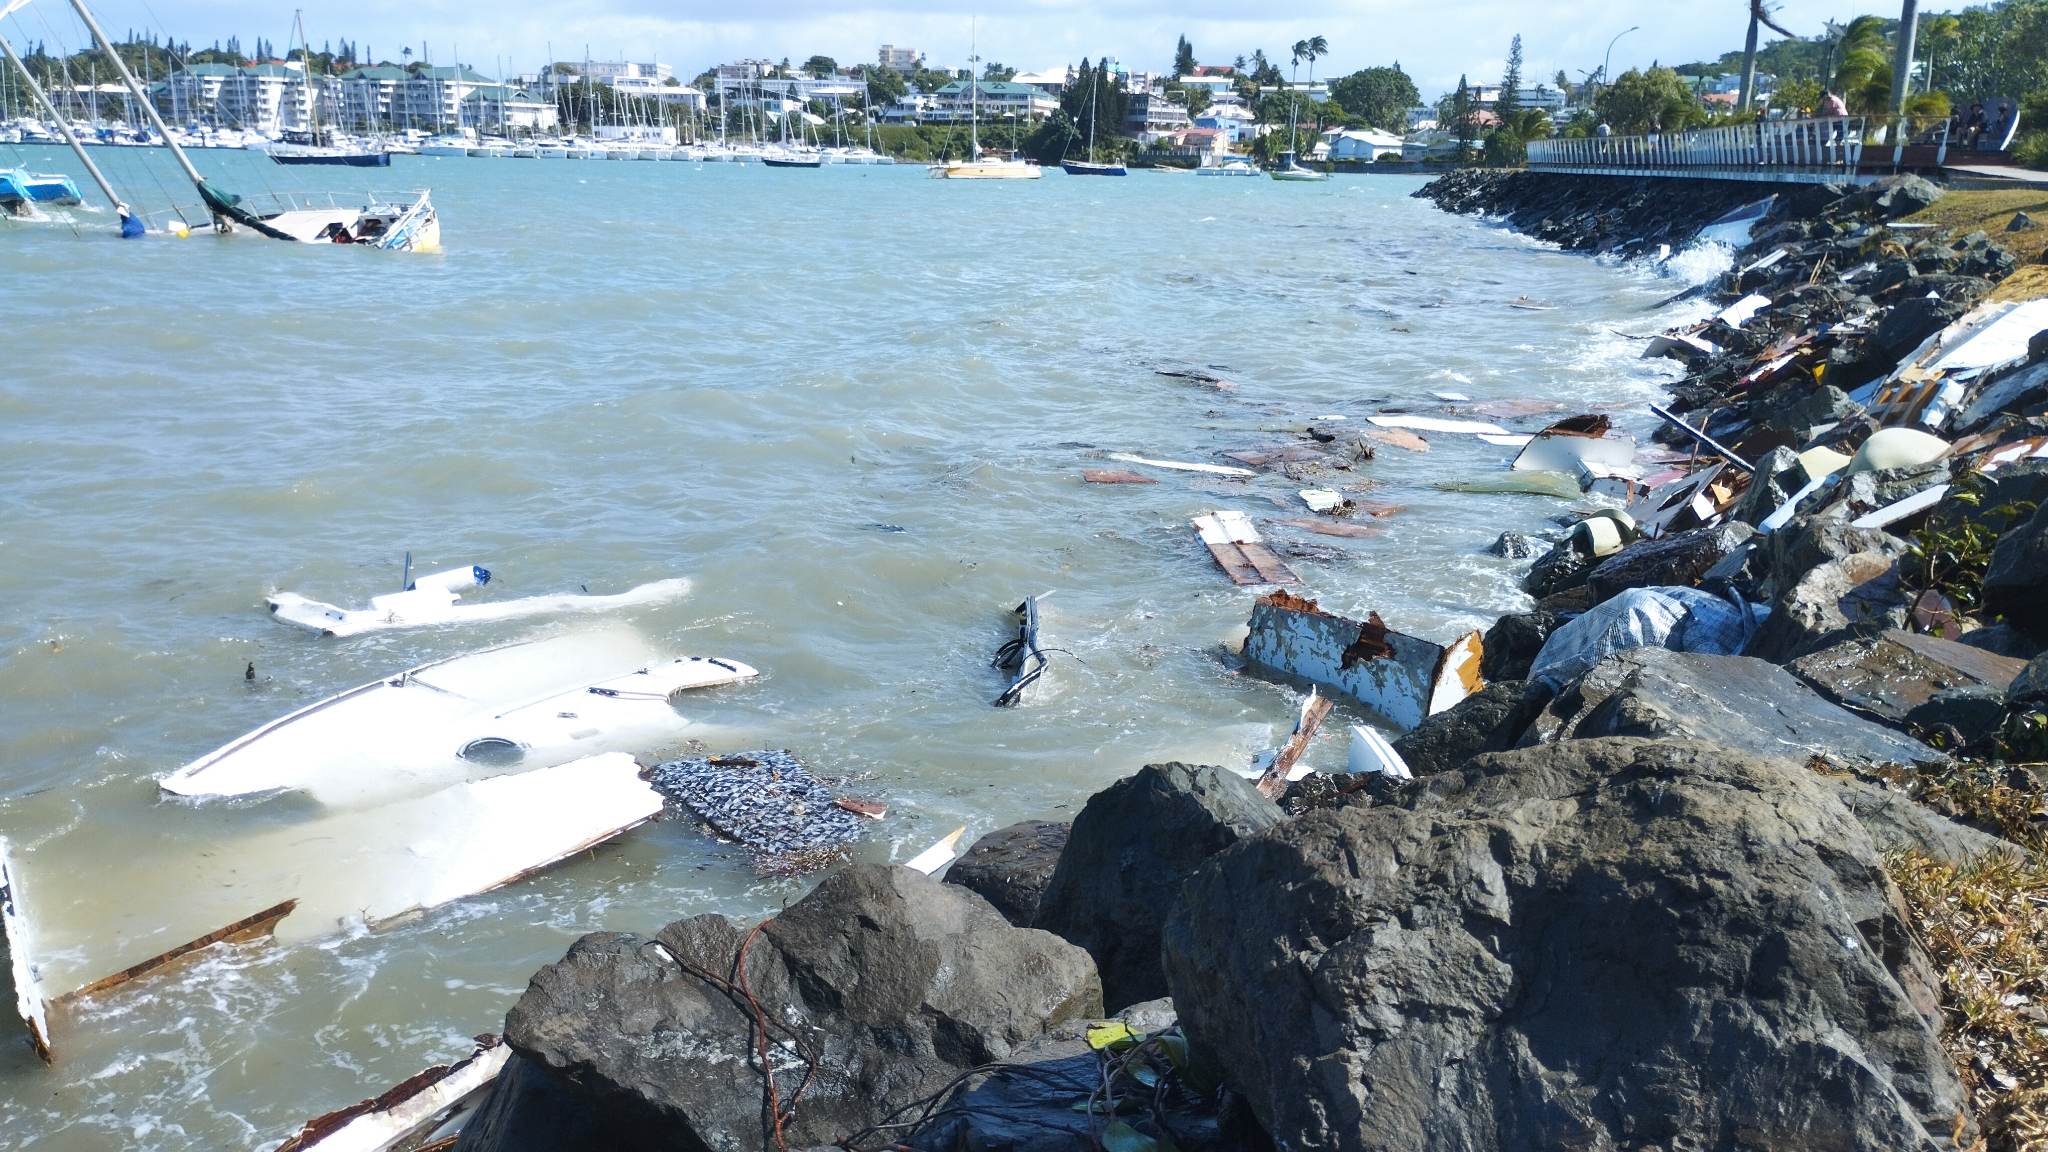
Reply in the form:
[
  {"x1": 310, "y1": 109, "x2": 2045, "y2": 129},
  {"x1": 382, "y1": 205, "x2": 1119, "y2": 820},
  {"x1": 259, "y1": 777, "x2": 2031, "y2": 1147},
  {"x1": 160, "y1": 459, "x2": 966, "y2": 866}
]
[{"x1": 1528, "y1": 117, "x2": 1867, "y2": 181}]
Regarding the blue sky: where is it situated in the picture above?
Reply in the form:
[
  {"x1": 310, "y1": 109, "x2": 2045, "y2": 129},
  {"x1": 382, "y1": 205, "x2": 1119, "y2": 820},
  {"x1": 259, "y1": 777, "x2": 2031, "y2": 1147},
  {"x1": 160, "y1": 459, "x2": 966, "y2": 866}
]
[{"x1": 10, "y1": 0, "x2": 1914, "y2": 96}]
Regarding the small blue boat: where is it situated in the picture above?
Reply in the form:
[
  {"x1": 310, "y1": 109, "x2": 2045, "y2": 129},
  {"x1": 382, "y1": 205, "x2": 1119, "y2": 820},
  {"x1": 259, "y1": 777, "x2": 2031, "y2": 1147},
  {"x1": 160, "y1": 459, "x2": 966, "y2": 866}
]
[{"x1": 0, "y1": 168, "x2": 85, "y2": 210}]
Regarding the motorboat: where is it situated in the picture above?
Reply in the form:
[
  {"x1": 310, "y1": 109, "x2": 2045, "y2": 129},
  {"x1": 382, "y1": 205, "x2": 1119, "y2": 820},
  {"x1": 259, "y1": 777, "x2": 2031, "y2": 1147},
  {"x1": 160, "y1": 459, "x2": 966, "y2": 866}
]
[
  {"x1": 0, "y1": 168, "x2": 82, "y2": 210},
  {"x1": 1198, "y1": 158, "x2": 1259, "y2": 176}
]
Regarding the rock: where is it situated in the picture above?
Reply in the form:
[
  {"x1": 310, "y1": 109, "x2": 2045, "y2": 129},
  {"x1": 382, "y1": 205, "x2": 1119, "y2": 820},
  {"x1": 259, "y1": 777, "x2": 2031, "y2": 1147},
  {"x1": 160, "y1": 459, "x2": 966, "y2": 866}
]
[
  {"x1": 1958, "y1": 623, "x2": 2047, "y2": 661},
  {"x1": 1984, "y1": 502, "x2": 2048, "y2": 640},
  {"x1": 1585, "y1": 520, "x2": 1755, "y2": 602},
  {"x1": 1747, "y1": 550, "x2": 1910, "y2": 663},
  {"x1": 1553, "y1": 648, "x2": 1944, "y2": 768},
  {"x1": 1486, "y1": 530, "x2": 1538, "y2": 559},
  {"x1": 1828, "y1": 770, "x2": 2021, "y2": 862},
  {"x1": 1764, "y1": 514, "x2": 1903, "y2": 596},
  {"x1": 1161, "y1": 738, "x2": 1973, "y2": 1152},
  {"x1": 1874, "y1": 295, "x2": 1970, "y2": 361},
  {"x1": 1037, "y1": 763, "x2": 1282, "y2": 1011},
  {"x1": 1521, "y1": 538, "x2": 1590, "y2": 598},
  {"x1": 491, "y1": 864, "x2": 1101, "y2": 1151},
  {"x1": 457, "y1": 1053, "x2": 623, "y2": 1152},
  {"x1": 1788, "y1": 629, "x2": 2029, "y2": 729},
  {"x1": 1904, "y1": 686, "x2": 2012, "y2": 751},
  {"x1": 2009, "y1": 211, "x2": 2039, "y2": 232},
  {"x1": 1728, "y1": 446, "x2": 1805, "y2": 525},
  {"x1": 2009, "y1": 652, "x2": 2048, "y2": 706},
  {"x1": 1390, "y1": 680, "x2": 1540, "y2": 775},
  {"x1": 944, "y1": 821, "x2": 1069, "y2": 929},
  {"x1": 1479, "y1": 610, "x2": 1559, "y2": 682},
  {"x1": 1871, "y1": 173, "x2": 1944, "y2": 219}
]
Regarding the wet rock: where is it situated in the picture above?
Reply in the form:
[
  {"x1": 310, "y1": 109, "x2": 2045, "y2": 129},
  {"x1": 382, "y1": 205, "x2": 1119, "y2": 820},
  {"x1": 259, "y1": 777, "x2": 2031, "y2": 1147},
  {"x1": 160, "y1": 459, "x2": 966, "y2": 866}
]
[
  {"x1": 1480, "y1": 610, "x2": 1559, "y2": 682},
  {"x1": 944, "y1": 820, "x2": 1069, "y2": 929},
  {"x1": 1161, "y1": 738, "x2": 1973, "y2": 1152},
  {"x1": 1585, "y1": 520, "x2": 1755, "y2": 602},
  {"x1": 457, "y1": 1052, "x2": 621, "y2": 1152},
  {"x1": 1984, "y1": 502, "x2": 2048, "y2": 640},
  {"x1": 1788, "y1": 629, "x2": 2029, "y2": 730},
  {"x1": 1553, "y1": 648, "x2": 1943, "y2": 768},
  {"x1": 1747, "y1": 550, "x2": 1910, "y2": 663},
  {"x1": 484, "y1": 864, "x2": 1101, "y2": 1152},
  {"x1": 1390, "y1": 680, "x2": 1540, "y2": 775},
  {"x1": 1904, "y1": 686, "x2": 2012, "y2": 751},
  {"x1": 1521, "y1": 538, "x2": 1591, "y2": 597},
  {"x1": 1037, "y1": 763, "x2": 1282, "y2": 1011},
  {"x1": 1486, "y1": 530, "x2": 1538, "y2": 559}
]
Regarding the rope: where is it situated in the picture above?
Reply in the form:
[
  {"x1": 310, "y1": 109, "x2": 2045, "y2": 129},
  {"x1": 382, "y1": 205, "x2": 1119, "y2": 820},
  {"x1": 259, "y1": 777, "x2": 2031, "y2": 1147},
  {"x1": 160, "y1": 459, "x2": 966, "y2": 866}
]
[{"x1": 659, "y1": 918, "x2": 820, "y2": 1152}]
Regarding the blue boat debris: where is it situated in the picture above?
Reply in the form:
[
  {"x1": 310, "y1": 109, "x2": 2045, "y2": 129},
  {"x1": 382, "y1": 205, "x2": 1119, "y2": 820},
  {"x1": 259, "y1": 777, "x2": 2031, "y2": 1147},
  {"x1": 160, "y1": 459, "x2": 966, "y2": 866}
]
[{"x1": 646, "y1": 750, "x2": 869, "y2": 873}]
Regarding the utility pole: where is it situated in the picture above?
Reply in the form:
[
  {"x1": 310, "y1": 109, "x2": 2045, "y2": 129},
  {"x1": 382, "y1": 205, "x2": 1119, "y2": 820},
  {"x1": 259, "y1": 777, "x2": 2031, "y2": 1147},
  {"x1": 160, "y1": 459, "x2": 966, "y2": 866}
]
[{"x1": 1888, "y1": 0, "x2": 1919, "y2": 116}]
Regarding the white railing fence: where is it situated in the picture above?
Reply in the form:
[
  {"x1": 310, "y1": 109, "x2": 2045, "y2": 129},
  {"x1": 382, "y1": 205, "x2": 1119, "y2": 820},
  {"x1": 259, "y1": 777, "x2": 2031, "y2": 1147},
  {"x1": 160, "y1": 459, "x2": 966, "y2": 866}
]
[{"x1": 1528, "y1": 117, "x2": 1868, "y2": 174}]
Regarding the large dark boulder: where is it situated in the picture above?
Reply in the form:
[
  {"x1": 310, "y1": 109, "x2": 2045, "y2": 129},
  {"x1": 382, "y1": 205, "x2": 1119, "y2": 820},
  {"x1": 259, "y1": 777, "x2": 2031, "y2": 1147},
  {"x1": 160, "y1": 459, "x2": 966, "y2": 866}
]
[
  {"x1": 1161, "y1": 738, "x2": 1973, "y2": 1152},
  {"x1": 1390, "y1": 680, "x2": 1541, "y2": 775},
  {"x1": 1549, "y1": 648, "x2": 1943, "y2": 768},
  {"x1": 1874, "y1": 295, "x2": 1970, "y2": 361},
  {"x1": 1985, "y1": 501, "x2": 2048, "y2": 640},
  {"x1": 1037, "y1": 763, "x2": 1281, "y2": 1011},
  {"x1": 1746, "y1": 550, "x2": 1910, "y2": 662},
  {"x1": 476, "y1": 864, "x2": 1101, "y2": 1151},
  {"x1": 1585, "y1": 520, "x2": 1754, "y2": 603},
  {"x1": 944, "y1": 820, "x2": 1069, "y2": 929},
  {"x1": 1479, "y1": 610, "x2": 1559, "y2": 681}
]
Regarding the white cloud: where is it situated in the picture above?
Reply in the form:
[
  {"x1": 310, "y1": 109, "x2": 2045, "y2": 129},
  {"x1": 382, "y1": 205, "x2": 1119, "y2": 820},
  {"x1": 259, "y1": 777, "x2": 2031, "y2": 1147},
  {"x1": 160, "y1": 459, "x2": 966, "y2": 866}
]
[{"x1": 23, "y1": 0, "x2": 1910, "y2": 96}]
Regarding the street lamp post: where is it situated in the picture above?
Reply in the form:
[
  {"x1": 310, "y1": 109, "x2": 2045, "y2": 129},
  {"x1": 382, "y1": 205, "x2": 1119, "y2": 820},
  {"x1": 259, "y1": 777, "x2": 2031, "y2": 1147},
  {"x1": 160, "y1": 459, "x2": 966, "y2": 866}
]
[{"x1": 1599, "y1": 25, "x2": 1639, "y2": 102}]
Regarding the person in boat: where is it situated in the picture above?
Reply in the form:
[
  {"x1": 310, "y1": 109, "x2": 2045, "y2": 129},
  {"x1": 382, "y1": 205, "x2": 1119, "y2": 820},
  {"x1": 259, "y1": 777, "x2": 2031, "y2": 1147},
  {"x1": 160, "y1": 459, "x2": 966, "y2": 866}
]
[{"x1": 329, "y1": 224, "x2": 354, "y2": 244}]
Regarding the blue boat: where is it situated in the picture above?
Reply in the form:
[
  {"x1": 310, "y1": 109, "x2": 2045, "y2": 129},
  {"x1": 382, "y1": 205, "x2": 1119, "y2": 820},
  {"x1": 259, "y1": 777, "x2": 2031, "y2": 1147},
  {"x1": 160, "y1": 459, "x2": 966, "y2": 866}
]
[{"x1": 0, "y1": 168, "x2": 85, "y2": 209}]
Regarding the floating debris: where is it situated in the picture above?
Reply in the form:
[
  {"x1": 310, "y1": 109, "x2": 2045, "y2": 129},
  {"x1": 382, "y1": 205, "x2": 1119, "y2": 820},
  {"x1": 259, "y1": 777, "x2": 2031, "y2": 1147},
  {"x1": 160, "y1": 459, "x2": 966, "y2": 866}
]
[
  {"x1": 1107, "y1": 452, "x2": 1256, "y2": 478},
  {"x1": 273, "y1": 1035, "x2": 510, "y2": 1152},
  {"x1": 1082, "y1": 469, "x2": 1157, "y2": 485},
  {"x1": 1243, "y1": 591, "x2": 1482, "y2": 731},
  {"x1": 647, "y1": 750, "x2": 866, "y2": 873},
  {"x1": 1191, "y1": 511, "x2": 1300, "y2": 586}
]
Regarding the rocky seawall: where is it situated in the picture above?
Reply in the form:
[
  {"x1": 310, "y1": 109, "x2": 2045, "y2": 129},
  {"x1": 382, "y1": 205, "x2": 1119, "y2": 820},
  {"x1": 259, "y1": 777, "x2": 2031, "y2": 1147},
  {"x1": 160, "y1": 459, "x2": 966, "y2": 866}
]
[{"x1": 446, "y1": 172, "x2": 2048, "y2": 1152}]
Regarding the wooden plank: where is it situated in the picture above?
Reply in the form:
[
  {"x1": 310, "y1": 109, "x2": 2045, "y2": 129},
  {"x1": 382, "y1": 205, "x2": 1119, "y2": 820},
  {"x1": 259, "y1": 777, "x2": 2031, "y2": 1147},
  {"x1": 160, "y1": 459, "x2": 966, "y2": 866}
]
[
  {"x1": 1194, "y1": 513, "x2": 1300, "y2": 586},
  {"x1": 1238, "y1": 541, "x2": 1301, "y2": 586},
  {"x1": 1363, "y1": 428, "x2": 1429, "y2": 453},
  {"x1": 1082, "y1": 469, "x2": 1157, "y2": 484},
  {"x1": 1257, "y1": 693, "x2": 1335, "y2": 799},
  {"x1": 1270, "y1": 518, "x2": 1380, "y2": 539},
  {"x1": 63, "y1": 899, "x2": 298, "y2": 1002}
]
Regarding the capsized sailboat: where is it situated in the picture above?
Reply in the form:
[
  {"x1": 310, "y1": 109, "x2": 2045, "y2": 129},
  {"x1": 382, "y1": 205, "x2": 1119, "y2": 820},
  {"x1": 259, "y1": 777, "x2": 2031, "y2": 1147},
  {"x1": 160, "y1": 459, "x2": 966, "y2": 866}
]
[
  {"x1": 49, "y1": 0, "x2": 438, "y2": 249},
  {"x1": 0, "y1": 6, "x2": 140, "y2": 233}
]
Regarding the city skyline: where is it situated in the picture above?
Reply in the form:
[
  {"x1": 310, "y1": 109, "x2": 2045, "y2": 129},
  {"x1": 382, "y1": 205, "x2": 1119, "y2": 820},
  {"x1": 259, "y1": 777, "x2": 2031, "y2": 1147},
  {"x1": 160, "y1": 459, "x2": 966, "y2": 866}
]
[{"x1": 4, "y1": 0, "x2": 1916, "y2": 98}]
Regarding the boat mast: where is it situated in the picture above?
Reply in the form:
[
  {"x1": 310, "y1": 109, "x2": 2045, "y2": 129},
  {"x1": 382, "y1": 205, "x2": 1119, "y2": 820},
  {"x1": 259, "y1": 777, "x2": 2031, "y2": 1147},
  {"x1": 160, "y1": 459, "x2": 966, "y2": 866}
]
[
  {"x1": 293, "y1": 10, "x2": 320, "y2": 144},
  {"x1": 0, "y1": 24, "x2": 137, "y2": 231},
  {"x1": 63, "y1": 0, "x2": 206, "y2": 188}
]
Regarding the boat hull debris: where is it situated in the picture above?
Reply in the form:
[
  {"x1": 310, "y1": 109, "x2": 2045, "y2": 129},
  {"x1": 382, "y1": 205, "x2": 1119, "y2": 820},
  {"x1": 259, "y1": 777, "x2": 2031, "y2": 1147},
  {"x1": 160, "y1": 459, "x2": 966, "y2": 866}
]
[
  {"x1": 63, "y1": 899, "x2": 297, "y2": 1002},
  {"x1": 1255, "y1": 691, "x2": 1334, "y2": 799},
  {"x1": 993, "y1": 596, "x2": 1050, "y2": 707},
  {"x1": 160, "y1": 631, "x2": 756, "y2": 804},
  {"x1": 1192, "y1": 512, "x2": 1300, "y2": 587},
  {"x1": 906, "y1": 827, "x2": 968, "y2": 875},
  {"x1": 1365, "y1": 414, "x2": 1509, "y2": 436},
  {"x1": 1243, "y1": 591, "x2": 1482, "y2": 731},
  {"x1": 267, "y1": 574, "x2": 692, "y2": 638},
  {"x1": 0, "y1": 838, "x2": 50, "y2": 1064},
  {"x1": 1105, "y1": 452, "x2": 1255, "y2": 478},
  {"x1": 273, "y1": 1035, "x2": 510, "y2": 1152}
]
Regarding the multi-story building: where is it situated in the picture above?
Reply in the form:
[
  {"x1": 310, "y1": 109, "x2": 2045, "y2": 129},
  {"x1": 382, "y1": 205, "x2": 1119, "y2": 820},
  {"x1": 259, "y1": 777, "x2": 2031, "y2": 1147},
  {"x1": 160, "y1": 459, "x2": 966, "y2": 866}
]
[
  {"x1": 393, "y1": 65, "x2": 491, "y2": 132},
  {"x1": 925, "y1": 80, "x2": 1056, "y2": 123},
  {"x1": 1010, "y1": 68, "x2": 1070, "y2": 97},
  {"x1": 712, "y1": 61, "x2": 863, "y2": 110},
  {"x1": 1123, "y1": 89, "x2": 1191, "y2": 142},
  {"x1": 878, "y1": 44, "x2": 920, "y2": 74},
  {"x1": 460, "y1": 83, "x2": 561, "y2": 131},
  {"x1": 333, "y1": 64, "x2": 406, "y2": 131},
  {"x1": 215, "y1": 63, "x2": 312, "y2": 134},
  {"x1": 156, "y1": 62, "x2": 234, "y2": 124}
]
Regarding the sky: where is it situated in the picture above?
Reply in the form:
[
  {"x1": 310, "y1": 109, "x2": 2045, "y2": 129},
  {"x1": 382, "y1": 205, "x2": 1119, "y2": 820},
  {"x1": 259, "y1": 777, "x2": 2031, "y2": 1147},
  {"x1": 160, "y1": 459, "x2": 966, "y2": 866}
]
[{"x1": 9, "y1": 0, "x2": 1918, "y2": 96}]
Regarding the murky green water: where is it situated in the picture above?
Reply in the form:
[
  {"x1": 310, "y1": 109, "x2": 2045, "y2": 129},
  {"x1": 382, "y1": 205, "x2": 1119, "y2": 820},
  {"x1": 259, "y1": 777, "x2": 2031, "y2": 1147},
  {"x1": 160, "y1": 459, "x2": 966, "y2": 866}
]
[{"x1": 0, "y1": 145, "x2": 1703, "y2": 1148}]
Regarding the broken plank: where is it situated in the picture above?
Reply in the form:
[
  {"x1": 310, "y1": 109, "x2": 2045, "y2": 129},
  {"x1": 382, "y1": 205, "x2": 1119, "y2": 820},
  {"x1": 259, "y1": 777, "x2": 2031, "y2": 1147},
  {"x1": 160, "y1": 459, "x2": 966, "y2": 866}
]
[
  {"x1": 1256, "y1": 691, "x2": 1335, "y2": 799},
  {"x1": 0, "y1": 837, "x2": 49, "y2": 1064},
  {"x1": 1106, "y1": 453, "x2": 1255, "y2": 478},
  {"x1": 835, "y1": 798, "x2": 889, "y2": 820},
  {"x1": 906, "y1": 827, "x2": 967, "y2": 876},
  {"x1": 63, "y1": 899, "x2": 298, "y2": 1002},
  {"x1": 1363, "y1": 428, "x2": 1429, "y2": 453},
  {"x1": 1270, "y1": 518, "x2": 1380, "y2": 539},
  {"x1": 273, "y1": 1036, "x2": 511, "y2": 1152},
  {"x1": 1082, "y1": 469, "x2": 1158, "y2": 485},
  {"x1": 1192, "y1": 512, "x2": 1300, "y2": 586},
  {"x1": 1366, "y1": 414, "x2": 1509, "y2": 436}
]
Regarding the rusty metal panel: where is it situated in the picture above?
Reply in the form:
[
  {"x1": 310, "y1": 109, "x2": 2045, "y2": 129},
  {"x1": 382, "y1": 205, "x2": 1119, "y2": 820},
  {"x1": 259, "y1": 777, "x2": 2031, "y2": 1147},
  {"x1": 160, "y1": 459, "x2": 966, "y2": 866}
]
[{"x1": 1243, "y1": 591, "x2": 1478, "y2": 732}]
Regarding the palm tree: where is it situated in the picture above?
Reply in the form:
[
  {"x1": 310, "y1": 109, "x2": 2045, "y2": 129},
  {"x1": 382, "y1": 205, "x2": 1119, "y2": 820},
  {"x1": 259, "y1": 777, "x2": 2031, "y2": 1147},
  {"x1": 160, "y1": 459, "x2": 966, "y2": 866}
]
[
  {"x1": 1302, "y1": 36, "x2": 1328, "y2": 138},
  {"x1": 1833, "y1": 15, "x2": 1892, "y2": 115}
]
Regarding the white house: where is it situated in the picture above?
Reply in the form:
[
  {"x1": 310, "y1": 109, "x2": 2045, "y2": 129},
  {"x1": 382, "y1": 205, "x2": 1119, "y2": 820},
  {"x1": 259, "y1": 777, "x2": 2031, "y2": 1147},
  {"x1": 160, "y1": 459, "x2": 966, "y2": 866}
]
[
  {"x1": 927, "y1": 80, "x2": 1056, "y2": 123},
  {"x1": 1124, "y1": 89, "x2": 1190, "y2": 142},
  {"x1": 1194, "y1": 102, "x2": 1256, "y2": 145},
  {"x1": 1011, "y1": 67, "x2": 1071, "y2": 97},
  {"x1": 1322, "y1": 126, "x2": 1404, "y2": 161}
]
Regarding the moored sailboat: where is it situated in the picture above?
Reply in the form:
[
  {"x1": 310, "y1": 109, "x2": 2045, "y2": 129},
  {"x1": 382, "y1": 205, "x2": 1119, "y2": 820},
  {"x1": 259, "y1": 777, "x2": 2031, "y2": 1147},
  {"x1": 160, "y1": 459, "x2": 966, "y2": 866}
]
[
  {"x1": 1058, "y1": 62, "x2": 1124, "y2": 176},
  {"x1": 928, "y1": 24, "x2": 1041, "y2": 181}
]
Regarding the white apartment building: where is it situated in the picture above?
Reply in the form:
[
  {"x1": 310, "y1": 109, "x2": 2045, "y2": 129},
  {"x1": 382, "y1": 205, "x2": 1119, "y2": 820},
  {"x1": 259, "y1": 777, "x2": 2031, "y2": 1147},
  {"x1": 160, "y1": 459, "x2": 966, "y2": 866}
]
[
  {"x1": 878, "y1": 44, "x2": 920, "y2": 73},
  {"x1": 925, "y1": 80, "x2": 1056, "y2": 123}
]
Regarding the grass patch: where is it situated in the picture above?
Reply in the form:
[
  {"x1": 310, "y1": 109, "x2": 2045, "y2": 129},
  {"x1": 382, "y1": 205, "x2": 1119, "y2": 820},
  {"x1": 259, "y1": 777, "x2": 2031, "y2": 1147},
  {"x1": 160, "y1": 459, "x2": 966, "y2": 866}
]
[
  {"x1": 1904, "y1": 188, "x2": 2048, "y2": 267},
  {"x1": 1889, "y1": 850, "x2": 2048, "y2": 1152},
  {"x1": 1990, "y1": 265, "x2": 2048, "y2": 304}
]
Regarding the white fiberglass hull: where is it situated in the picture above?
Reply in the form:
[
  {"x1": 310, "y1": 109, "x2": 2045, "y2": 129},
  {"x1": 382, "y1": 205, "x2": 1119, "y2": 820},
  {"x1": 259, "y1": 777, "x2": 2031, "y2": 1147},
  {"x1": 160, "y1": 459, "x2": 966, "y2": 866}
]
[
  {"x1": 929, "y1": 160, "x2": 1042, "y2": 180},
  {"x1": 267, "y1": 574, "x2": 692, "y2": 637},
  {"x1": 158, "y1": 628, "x2": 757, "y2": 806}
]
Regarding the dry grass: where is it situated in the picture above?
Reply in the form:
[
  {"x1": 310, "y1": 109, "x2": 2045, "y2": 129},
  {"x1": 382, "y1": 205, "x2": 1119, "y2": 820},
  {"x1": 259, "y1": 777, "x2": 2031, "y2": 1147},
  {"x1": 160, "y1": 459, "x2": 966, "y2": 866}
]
[
  {"x1": 1889, "y1": 850, "x2": 2048, "y2": 1152},
  {"x1": 1904, "y1": 188, "x2": 2048, "y2": 267},
  {"x1": 1990, "y1": 265, "x2": 2048, "y2": 304}
]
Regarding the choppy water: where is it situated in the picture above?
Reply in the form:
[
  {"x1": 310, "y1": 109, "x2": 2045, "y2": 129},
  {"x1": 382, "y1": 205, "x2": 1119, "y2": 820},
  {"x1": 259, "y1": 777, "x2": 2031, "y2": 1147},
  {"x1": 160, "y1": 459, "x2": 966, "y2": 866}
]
[{"x1": 1, "y1": 144, "x2": 1708, "y2": 1148}]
